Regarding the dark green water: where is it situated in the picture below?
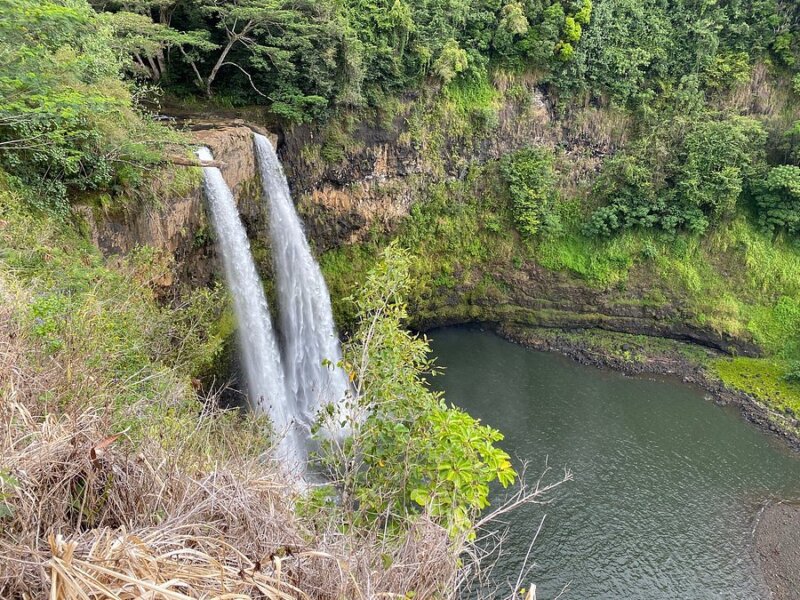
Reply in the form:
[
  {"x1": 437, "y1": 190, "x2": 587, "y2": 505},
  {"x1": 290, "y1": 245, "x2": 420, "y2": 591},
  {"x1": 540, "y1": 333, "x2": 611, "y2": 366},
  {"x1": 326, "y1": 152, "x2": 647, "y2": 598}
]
[{"x1": 428, "y1": 327, "x2": 800, "y2": 599}]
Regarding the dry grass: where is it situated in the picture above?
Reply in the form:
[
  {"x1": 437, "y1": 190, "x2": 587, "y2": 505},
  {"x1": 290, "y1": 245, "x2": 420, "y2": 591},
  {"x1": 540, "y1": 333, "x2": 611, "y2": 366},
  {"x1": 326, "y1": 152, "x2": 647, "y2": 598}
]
[
  {"x1": 568, "y1": 106, "x2": 631, "y2": 156},
  {"x1": 0, "y1": 275, "x2": 459, "y2": 599},
  {"x1": 723, "y1": 63, "x2": 792, "y2": 119},
  {"x1": 0, "y1": 249, "x2": 566, "y2": 600}
]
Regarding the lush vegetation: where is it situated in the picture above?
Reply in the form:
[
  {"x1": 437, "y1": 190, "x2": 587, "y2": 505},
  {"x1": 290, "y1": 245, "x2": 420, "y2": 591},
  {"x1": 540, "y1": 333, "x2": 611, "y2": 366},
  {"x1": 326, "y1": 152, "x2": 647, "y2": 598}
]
[
  {"x1": 0, "y1": 0, "x2": 187, "y2": 214},
  {"x1": 500, "y1": 146, "x2": 561, "y2": 237},
  {"x1": 72, "y1": 0, "x2": 799, "y2": 120},
  {"x1": 585, "y1": 115, "x2": 768, "y2": 236},
  {"x1": 3, "y1": 0, "x2": 800, "y2": 595},
  {"x1": 322, "y1": 245, "x2": 515, "y2": 538}
]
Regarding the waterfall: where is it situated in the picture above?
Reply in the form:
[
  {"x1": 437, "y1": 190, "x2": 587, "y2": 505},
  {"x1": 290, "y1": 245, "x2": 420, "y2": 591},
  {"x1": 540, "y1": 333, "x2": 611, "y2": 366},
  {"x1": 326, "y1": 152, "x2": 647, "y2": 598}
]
[
  {"x1": 198, "y1": 147, "x2": 304, "y2": 465},
  {"x1": 253, "y1": 134, "x2": 352, "y2": 441}
]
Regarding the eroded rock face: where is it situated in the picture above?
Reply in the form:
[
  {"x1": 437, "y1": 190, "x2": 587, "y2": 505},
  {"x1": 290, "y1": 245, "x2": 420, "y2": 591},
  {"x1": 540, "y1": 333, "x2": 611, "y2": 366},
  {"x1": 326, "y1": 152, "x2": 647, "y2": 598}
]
[
  {"x1": 78, "y1": 125, "x2": 269, "y2": 291},
  {"x1": 279, "y1": 85, "x2": 555, "y2": 251}
]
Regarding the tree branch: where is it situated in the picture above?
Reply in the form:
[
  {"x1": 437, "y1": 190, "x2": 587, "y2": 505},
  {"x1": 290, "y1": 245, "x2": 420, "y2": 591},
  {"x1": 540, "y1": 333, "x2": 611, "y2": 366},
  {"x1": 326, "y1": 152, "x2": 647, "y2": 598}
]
[
  {"x1": 166, "y1": 156, "x2": 227, "y2": 168},
  {"x1": 220, "y1": 61, "x2": 268, "y2": 97}
]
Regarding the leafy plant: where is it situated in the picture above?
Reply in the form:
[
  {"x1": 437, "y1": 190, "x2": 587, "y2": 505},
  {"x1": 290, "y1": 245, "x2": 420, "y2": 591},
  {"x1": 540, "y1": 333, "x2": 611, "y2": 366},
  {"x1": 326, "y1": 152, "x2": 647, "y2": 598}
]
[
  {"x1": 755, "y1": 165, "x2": 800, "y2": 236},
  {"x1": 786, "y1": 361, "x2": 800, "y2": 384},
  {"x1": 0, "y1": 470, "x2": 19, "y2": 519},
  {"x1": 0, "y1": 0, "x2": 173, "y2": 214},
  {"x1": 500, "y1": 147, "x2": 561, "y2": 238},
  {"x1": 585, "y1": 115, "x2": 766, "y2": 236},
  {"x1": 324, "y1": 244, "x2": 516, "y2": 538}
]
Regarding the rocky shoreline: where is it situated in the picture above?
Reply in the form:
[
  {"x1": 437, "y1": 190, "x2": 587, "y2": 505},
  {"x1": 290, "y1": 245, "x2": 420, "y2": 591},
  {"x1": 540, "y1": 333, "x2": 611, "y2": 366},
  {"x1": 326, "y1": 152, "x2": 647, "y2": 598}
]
[{"x1": 493, "y1": 323, "x2": 800, "y2": 452}]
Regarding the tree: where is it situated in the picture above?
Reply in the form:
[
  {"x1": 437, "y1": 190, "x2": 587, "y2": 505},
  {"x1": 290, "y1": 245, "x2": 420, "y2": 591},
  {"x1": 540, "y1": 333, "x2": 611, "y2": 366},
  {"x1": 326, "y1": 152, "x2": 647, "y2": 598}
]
[
  {"x1": 321, "y1": 244, "x2": 516, "y2": 537},
  {"x1": 433, "y1": 39, "x2": 468, "y2": 84},
  {"x1": 500, "y1": 147, "x2": 560, "y2": 238},
  {"x1": 672, "y1": 115, "x2": 766, "y2": 220},
  {"x1": 585, "y1": 115, "x2": 766, "y2": 236},
  {"x1": 190, "y1": 0, "x2": 304, "y2": 97},
  {"x1": 0, "y1": 0, "x2": 169, "y2": 213},
  {"x1": 100, "y1": 10, "x2": 215, "y2": 81}
]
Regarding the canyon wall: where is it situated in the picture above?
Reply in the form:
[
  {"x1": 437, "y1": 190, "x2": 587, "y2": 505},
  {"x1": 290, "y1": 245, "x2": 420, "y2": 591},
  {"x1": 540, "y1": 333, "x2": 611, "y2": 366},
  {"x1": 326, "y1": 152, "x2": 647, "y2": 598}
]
[{"x1": 76, "y1": 93, "x2": 759, "y2": 356}]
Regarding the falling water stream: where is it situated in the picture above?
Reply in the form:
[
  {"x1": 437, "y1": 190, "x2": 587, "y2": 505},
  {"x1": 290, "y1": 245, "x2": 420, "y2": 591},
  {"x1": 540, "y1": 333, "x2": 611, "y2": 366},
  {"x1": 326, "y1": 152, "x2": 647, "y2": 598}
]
[
  {"x1": 254, "y1": 134, "x2": 351, "y2": 442},
  {"x1": 198, "y1": 147, "x2": 303, "y2": 466},
  {"x1": 199, "y1": 138, "x2": 351, "y2": 468}
]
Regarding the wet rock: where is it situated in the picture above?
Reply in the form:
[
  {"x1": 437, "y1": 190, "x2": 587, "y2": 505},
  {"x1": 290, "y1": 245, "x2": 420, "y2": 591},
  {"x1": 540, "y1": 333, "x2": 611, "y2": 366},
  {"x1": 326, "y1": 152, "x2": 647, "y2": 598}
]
[{"x1": 755, "y1": 502, "x2": 800, "y2": 600}]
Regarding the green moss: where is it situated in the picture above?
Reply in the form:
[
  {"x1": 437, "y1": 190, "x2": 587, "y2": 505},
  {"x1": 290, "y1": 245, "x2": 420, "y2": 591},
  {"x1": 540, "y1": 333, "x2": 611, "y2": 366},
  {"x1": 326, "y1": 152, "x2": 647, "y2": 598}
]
[
  {"x1": 711, "y1": 357, "x2": 800, "y2": 416},
  {"x1": 506, "y1": 325, "x2": 715, "y2": 366},
  {"x1": 533, "y1": 230, "x2": 635, "y2": 286}
]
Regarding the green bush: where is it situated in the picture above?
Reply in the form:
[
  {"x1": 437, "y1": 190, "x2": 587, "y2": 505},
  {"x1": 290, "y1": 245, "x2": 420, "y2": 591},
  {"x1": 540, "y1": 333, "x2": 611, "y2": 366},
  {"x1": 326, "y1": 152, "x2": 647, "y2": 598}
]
[
  {"x1": 755, "y1": 165, "x2": 800, "y2": 235},
  {"x1": 786, "y1": 362, "x2": 800, "y2": 384},
  {"x1": 326, "y1": 244, "x2": 515, "y2": 537},
  {"x1": 0, "y1": 0, "x2": 169, "y2": 214},
  {"x1": 500, "y1": 147, "x2": 561, "y2": 238},
  {"x1": 585, "y1": 115, "x2": 766, "y2": 236}
]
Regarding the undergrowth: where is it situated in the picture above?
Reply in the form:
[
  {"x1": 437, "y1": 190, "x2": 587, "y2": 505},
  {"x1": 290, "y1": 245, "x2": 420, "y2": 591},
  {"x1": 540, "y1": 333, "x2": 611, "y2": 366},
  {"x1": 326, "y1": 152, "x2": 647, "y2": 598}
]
[
  {"x1": 0, "y1": 182, "x2": 478, "y2": 598},
  {"x1": 319, "y1": 154, "x2": 800, "y2": 422}
]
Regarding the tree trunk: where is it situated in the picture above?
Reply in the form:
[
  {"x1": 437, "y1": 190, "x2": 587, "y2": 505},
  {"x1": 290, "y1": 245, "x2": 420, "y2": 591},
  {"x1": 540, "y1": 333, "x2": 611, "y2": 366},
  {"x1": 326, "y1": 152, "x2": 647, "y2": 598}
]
[
  {"x1": 156, "y1": 47, "x2": 167, "y2": 79},
  {"x1": 133, "y1": 52, "x2": 150, "y2": 78},
  {"x1": 177, "y1": 46, "x2": 206, "y2": 90},
  {"x1": 146, "y1": 54, "x2": 161, "y2": 81},
  {"x1": 205, "y1": 33, "x2": 239, "y2": 97}
]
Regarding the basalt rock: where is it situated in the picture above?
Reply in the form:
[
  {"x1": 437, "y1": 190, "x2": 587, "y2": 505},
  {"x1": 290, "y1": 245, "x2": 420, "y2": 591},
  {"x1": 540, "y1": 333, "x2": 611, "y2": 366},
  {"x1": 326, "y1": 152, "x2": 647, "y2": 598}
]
[{"x1": 77, "y1": 125, "x2": 271, "y2": 293}]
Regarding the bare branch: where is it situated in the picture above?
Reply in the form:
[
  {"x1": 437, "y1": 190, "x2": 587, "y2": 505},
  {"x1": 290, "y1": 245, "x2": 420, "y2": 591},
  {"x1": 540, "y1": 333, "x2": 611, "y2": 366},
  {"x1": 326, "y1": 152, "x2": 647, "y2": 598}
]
[{"x1": 219, "y1": 61, "x2": 268, "y2": 97}]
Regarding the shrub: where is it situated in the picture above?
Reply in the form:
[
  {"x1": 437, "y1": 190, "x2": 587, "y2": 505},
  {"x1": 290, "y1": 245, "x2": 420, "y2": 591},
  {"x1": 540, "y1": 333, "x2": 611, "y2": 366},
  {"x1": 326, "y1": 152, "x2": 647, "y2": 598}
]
[
  {"x1": 500, "y1": 147, "x2": 561, "y2": 238},
  {"x1": 325, "y1": 244, "x2": 516, "y2": 538},
  {"x1": 672, "y1": 115, "x2": 766, "y2": 220},
  {"x1": 585, "y1": 115, "x2": 766, "y2": 236},
  {"x1": 786, "y1": 361, "x2": 800, "y2": 384},
  {"x1": 755, "y1": 165, "x2": 800, "y2": 235}
]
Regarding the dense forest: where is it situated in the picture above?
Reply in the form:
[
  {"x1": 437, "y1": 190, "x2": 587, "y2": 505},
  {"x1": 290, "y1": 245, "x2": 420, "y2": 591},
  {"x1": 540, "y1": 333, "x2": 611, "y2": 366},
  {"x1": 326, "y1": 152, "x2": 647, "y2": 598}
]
[{"x1": 1, "y1": 0, "x2": 800, "y2": 597}]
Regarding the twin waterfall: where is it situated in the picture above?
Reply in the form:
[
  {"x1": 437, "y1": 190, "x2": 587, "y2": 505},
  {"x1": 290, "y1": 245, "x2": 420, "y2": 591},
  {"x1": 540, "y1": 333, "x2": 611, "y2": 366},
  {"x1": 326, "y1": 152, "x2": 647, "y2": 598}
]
[{"x1": 198, "y1": 136, "x2": 349, "y2": 469}]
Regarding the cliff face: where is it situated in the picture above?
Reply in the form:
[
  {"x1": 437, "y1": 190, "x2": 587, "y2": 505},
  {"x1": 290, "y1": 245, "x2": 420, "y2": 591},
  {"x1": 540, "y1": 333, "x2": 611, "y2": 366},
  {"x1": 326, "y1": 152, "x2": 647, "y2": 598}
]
[
  {"x1": 279, "y1": 86, "x2": 558, "y2": 250},
  {"x1": 78, "y1": 125, "x2": 270, "y2": 291},
  {"x1": 275, "y1": 85, "x2": 757, "y2": 355},
  {"x1": 77, "y1": 93, "x2": 758, "y2": 356}
]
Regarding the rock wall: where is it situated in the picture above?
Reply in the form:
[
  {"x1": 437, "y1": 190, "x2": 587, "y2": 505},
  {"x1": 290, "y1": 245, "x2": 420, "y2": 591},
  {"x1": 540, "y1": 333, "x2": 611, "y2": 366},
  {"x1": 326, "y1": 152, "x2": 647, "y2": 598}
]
[
  {"x1": 76, "y1": 95, "x2": 758, "y2": 356},
  {"x1": 279, "y1": 85, "x2": 557, "y2": 250},
  {"x1": 412, "y1": 263, "x2": 760, "y2": 355},
  {"x1": 78, "y1": 125, "x2": 274, "y2": 291}
]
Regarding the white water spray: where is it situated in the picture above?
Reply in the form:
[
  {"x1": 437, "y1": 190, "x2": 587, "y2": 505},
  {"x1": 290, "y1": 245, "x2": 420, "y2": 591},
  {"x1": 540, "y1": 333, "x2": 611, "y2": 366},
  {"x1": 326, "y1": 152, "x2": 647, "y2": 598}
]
[
  {"x1": 198, "y1": 147, "x2": 304, "y2": 465},
  {"x1": 253, "y1": 134, "x2": 352, "y2": 440}
]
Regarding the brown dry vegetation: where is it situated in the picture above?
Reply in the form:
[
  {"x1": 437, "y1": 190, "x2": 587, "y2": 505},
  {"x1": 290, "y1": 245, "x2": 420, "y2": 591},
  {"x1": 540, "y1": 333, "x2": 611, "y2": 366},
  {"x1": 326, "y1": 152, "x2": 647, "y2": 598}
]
[{"x1": 0, "y1": 275, "x2": 459, "y2": 599}]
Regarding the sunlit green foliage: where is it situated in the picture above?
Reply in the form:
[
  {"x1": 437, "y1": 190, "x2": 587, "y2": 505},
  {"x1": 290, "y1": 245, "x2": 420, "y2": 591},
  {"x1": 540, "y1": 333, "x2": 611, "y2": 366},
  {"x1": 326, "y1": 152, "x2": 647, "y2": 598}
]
[
  {"x1": 329, "y1": 245, "x2": 515, "y2": 537},
  {"x1": 755, "y1": 165, "x2": 800, "y2": 235},
  {"x1": 0, "y1": 0, "x2": 176, "y2": 214},
  {"x1": 712, "y1": 357, "x2": 800, "y2": 417},
  {"x1": 500, "y1": 147, "x2": 561, "y2": 238}
]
